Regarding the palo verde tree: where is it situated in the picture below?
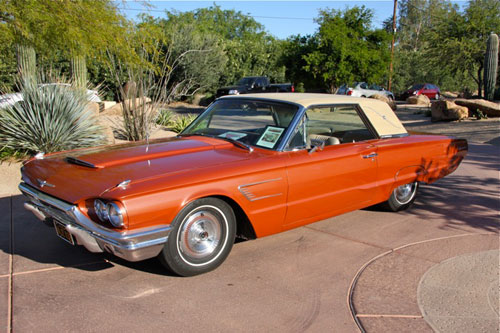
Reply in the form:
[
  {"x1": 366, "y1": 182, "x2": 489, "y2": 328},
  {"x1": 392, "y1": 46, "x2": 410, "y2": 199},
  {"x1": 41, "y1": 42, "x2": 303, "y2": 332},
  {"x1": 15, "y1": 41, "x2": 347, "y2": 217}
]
[
  {"x1": 420, "y1": 0, "x2": 500, "y2": 96},
  {"x1": 165, "y1": 6, "x2": 286, "y2": 89},
  {"x1": 0, "y1": 0, "x2": 134, "y2": 89},
  {"x1": 302, "y1": 6, "x2": 391, "y2": 93}
]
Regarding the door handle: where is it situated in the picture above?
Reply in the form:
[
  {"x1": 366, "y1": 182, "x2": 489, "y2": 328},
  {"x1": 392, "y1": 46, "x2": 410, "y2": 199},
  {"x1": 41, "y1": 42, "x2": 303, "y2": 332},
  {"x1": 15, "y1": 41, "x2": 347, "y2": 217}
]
[{"x1": 362, "y1": 152, "x2": 378, "y2": 159}]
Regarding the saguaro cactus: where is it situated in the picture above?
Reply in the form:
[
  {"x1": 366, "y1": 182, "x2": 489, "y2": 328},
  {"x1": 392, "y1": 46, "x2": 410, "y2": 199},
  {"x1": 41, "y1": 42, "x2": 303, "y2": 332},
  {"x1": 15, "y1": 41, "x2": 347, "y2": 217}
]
[
  {"x1": 71, "y1": 55, "x2": 87, "y2": 89},
  {"x1": 16, "y1": 44, "x2": 36, "y2": 83},
  {"x1": 483, "y1": 33, "x2": 499, "y2": 101}
]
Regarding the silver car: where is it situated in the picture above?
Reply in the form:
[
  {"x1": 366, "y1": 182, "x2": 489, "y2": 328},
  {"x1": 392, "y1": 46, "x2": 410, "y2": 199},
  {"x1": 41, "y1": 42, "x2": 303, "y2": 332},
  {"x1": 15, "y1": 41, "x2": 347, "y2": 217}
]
[{"x1": 337, "y1": 82, "x2": 394, "y2": 100}]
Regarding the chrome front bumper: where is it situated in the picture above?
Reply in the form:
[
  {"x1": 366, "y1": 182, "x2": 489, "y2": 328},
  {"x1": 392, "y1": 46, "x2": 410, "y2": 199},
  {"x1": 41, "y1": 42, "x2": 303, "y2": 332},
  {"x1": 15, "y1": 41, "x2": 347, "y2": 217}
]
[{"x1": 19, "y1": 182, "x2": 171, "y2": 262}]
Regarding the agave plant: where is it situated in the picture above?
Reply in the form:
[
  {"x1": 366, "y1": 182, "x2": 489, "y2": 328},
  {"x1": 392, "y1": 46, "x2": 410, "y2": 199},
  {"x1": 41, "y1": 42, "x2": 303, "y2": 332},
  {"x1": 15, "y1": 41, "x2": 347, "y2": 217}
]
[
  {"x1": 170, "y1": 114, "x2": 197, "y2": 133},
  {"x1": 0, "y1": 79, "x2": 105, "y2": 153},
  {"x1": 156, "y1": 109, "x2": 173, "y2": 127}
]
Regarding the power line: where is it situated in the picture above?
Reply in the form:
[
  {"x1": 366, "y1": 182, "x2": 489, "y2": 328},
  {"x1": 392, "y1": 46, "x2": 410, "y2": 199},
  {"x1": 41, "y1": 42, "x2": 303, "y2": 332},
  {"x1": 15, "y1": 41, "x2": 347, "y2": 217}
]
[{"x1": 116, "y1": 6, "x2": 315, "y2": 21}]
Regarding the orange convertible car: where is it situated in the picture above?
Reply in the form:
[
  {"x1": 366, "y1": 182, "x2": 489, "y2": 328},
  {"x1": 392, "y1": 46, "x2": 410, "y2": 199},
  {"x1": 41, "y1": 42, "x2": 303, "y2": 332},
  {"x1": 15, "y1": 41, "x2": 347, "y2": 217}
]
[{"x1": 19, "y1": 93, "x2": 467, "y2": 276}]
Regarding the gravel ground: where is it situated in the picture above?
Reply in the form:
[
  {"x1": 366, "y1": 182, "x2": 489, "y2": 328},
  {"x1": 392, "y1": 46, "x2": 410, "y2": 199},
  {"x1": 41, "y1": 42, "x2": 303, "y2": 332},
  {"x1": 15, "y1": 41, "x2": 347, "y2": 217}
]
[
  {"x1": 1, "y1": 103, "x2": 498, "y2": 196},
  {"x1": 395, "y1": 103, "x2": 500, "y2": 146}
]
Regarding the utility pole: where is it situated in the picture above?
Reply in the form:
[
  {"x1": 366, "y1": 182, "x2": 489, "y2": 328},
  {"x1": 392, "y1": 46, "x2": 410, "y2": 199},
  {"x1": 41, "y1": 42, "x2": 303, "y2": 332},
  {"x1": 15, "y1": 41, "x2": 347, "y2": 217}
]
[{"x1": 388, "y1": 0, "x2": 398, "y2": 91}]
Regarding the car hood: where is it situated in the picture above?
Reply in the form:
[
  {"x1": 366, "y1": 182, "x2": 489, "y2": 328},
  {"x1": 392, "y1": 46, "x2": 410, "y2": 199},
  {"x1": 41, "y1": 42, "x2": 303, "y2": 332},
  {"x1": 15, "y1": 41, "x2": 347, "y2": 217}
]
[{"x1": 21, "y1": 136, "x2": 254, "y2": 203}]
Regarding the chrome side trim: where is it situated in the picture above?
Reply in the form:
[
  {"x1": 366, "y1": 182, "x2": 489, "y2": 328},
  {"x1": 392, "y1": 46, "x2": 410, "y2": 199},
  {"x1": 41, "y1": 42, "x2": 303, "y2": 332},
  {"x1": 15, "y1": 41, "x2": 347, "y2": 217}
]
[
  {"x1": 19, "y1": 182, "x2": 171, "y2": 262},
  {"x1": 238, "y1": 178, "x2": 283, "y2": 202}
]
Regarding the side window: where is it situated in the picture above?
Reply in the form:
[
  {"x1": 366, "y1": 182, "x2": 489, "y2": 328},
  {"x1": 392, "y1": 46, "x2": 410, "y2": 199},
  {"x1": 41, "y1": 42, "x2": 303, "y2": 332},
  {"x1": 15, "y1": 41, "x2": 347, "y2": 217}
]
[
  {"x1": 288, "y1": 105, "x2": 375, "y2": 149},
  {"x1": 359, "y1": 82, "x2": 368, "y2": 89}
]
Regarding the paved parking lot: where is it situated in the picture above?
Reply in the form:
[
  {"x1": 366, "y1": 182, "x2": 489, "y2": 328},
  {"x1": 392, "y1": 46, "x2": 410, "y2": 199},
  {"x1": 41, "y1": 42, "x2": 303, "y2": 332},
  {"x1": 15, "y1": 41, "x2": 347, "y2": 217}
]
[{"x1": 1, "y1": 143, "x2": 498, "y2": 332}]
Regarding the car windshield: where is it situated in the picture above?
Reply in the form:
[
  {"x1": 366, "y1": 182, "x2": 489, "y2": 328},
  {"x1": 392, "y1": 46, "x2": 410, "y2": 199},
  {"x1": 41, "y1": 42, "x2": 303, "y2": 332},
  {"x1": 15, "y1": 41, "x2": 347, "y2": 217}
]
[
  {"x1": 236, "y1": 78, "x2": 256, "y2": 87},
  {"x1": 411, "y1": 84, "x2": 424, "y2": 90},
  {"x1": 181, "y1": 99, "x2": 299, "y2": 150}
]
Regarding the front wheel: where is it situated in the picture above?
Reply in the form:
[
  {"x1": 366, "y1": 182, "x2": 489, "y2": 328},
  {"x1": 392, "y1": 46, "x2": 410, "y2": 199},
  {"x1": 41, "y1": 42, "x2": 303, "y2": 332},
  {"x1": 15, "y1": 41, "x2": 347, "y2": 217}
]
[
  {"x1": 385, "y1": 182, "x2": 419, "y2": 212},
  {"x1": 159, "y1": 198, "x2": 236, "y2": 276}
]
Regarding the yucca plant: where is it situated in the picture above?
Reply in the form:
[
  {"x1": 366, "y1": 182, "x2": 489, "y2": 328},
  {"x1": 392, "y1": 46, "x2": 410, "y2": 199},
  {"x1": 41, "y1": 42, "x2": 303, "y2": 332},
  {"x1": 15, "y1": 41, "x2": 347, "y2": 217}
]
[
  {"x1": 170, "y1": 114, "x2": 197, "y2": 133},
  {"x1": 0, "y1": 79, "x2": 106, "y2": 153}
]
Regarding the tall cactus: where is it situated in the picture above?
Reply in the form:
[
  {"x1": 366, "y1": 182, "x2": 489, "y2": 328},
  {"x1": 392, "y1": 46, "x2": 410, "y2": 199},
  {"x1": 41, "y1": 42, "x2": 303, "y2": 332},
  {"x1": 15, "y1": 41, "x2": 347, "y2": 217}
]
[
  {"x1": 16, "y1": 44, "x2": 36, "y2": 83},
  {"x1": 71, "y1": 54, "x2": 87, "y2": 89},
  {"x1": 483, "y1": 33, "x2": 499, "y2": 101}
]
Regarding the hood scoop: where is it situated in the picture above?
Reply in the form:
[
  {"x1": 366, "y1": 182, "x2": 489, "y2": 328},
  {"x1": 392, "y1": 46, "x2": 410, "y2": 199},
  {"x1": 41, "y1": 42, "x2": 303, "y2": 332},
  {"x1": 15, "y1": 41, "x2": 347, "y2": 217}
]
[{"x1": 66, "y1": 157, "x2": 98, "y2": 168}]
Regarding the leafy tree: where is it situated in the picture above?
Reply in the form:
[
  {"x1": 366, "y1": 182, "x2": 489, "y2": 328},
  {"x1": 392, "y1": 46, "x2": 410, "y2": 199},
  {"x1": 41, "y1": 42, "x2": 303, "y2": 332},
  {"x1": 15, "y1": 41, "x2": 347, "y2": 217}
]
[
  {"x1": 302, "y1": 6, "x2": 391, "y2": 93},
  {"x1": 0, "y1": 0, "x2": 135, "y2": 90},
  {"x1": 391, "y1": 0, "x2": 500, "y2": 95},
  {"x1": 280, "y1": 35, "x2": 318, "y2": 90},
  {"x1": 164, "y1": 6, "x2": 286, "y2": 89}
]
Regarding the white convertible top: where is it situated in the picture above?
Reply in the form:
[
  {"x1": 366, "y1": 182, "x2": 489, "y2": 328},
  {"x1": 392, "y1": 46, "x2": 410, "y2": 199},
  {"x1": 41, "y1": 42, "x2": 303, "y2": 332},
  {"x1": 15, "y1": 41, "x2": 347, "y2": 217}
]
[{"x1": 221, "y1": 93, "x2": 407, "y2": 137}]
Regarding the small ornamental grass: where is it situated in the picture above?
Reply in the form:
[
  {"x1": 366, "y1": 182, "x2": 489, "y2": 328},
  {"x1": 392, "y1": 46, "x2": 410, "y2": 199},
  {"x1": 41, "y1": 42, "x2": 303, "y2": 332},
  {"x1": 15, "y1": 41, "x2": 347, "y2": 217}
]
[
  {"x1": 155, "y1": 109, "x2": 174, "y2": 127},
  {"x1": 0, "y1": 80, "x2": 105, "y2": 154},
  {"x1": 170, "y1": 114, "x2": 197, "y2": 133}
]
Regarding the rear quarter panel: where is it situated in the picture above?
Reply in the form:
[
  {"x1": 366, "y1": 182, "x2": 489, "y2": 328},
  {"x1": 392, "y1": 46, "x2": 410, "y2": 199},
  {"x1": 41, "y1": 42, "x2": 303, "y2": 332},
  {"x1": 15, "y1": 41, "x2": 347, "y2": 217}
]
[{"x1": 375, "y1": 135, "x2": 467, "y2": 201}]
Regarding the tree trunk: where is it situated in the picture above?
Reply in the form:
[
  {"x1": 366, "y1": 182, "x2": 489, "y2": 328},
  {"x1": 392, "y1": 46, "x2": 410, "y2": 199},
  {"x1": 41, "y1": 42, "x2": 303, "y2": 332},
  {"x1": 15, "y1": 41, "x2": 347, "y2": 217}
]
[
  {"x1": 16, "y1": 44, "x2": 36, "y2": 83},
  {"x1": 71, "y1": 55, "x2": 87, "y2": 89}
]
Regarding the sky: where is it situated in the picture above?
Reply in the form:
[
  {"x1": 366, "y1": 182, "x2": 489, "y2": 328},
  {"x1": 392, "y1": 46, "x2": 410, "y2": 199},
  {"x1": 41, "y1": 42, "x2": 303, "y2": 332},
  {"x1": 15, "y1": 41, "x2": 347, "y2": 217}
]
[{"x1": 116, "y1": 1, "x2": 397, "y2": 39}]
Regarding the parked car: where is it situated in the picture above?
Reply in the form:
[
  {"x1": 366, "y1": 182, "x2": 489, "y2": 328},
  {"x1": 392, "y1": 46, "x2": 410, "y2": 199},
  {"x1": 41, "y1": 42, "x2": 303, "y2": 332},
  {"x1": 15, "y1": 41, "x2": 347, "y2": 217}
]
[
  {"x1": 19, "y1": 93, "x2": 467, "y2": 276},
  {"x1": 401, "y1": 83, "x2": 440, "y2": 100},
  {"x1": 216, "y1": 76, "x2": 294, "y2": 97},
  {"x1": 337, "y1": 82, "x2": 395, "y2": 99},
  {"x1": 0, "y1": 83, "x2": 101, "y2": 109}
]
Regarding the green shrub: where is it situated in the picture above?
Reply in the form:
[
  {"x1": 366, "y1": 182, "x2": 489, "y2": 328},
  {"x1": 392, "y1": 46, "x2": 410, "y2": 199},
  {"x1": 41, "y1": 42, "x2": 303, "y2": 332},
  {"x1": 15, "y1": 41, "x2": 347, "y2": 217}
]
[
  {"x1": 156, "y1": 109, "x2": 173, "y2": 126},
  {"x1": 0, "y1": 80, "x2": 105, "y2": 153},
  {"x1": 171, "y1": 114, "x2": 197, "y2": 133},
  {"x1": 0, "y1": 147, "x2": 26, "y2": 161}
]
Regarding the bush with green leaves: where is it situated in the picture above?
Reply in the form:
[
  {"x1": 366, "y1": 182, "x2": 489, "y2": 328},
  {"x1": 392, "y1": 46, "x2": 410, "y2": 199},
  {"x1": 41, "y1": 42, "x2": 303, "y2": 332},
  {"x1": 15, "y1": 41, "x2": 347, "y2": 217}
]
[
  {"x1": 170, "y1": 114, "x2": 197, "y2": 133},
  {"x1": 0, "y1": 80, "x2": 105, "y2": 153}
]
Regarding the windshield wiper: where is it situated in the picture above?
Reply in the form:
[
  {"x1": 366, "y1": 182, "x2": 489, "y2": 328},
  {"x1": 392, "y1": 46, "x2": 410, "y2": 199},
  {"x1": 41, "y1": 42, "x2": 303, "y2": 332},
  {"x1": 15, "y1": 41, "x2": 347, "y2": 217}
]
[
  {"x1": 178, "y1": 133, "x2": 253, "y2": 153},
  {"x1": 217, "y1": 136, "x2": 254, "y2": 153}
]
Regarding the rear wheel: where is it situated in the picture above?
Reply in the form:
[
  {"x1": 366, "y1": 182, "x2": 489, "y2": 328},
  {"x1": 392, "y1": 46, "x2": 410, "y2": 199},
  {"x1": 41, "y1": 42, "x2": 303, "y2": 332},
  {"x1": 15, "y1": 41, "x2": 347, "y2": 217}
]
[
  {"x1": 385, "y1": 182, "x2": 419, "y2": 212},
  {"x1": 159, "y1": 198, "x2": 236, "y2": 276}
]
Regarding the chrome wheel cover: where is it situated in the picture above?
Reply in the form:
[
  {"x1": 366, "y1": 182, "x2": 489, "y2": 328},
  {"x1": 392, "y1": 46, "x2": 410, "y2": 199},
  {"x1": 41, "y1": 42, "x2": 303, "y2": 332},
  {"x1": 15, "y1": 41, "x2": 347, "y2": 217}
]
[
  {"x1": 394, "y1": 182, "x2": 417, "y2": 205},
  {"x1": 177, "y1": 206, "x2": 227, "y2": 266}
]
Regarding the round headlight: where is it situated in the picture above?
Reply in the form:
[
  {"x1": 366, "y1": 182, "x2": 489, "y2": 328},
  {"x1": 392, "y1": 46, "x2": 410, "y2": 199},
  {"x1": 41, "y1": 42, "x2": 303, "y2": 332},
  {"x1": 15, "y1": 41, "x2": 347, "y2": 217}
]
[
  {"x1": 106, "y1": 202, "x2": 125, "y2": 228},
  {"x1": 94, "y1": 199, "x2": 109, "y2": 221}
]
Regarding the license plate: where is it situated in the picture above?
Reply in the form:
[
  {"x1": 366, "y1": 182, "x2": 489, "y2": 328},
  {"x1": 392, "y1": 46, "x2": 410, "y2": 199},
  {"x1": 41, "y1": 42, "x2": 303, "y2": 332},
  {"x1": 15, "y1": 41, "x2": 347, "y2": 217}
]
[{"x1": 53, "y1": 220, "x2": 75, "y2": 245}]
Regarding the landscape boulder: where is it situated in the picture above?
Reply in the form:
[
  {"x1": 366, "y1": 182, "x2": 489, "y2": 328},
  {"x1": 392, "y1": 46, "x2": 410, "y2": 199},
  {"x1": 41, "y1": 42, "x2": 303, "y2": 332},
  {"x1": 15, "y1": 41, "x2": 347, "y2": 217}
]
[
  {"x1": 431, "y1": 100, "x2": 468, "y2": 121},
  {"x1": 442, "y1": 91, "x2": 459, "y2": 98},
  {"x1": 100, "y1": 97, "x2": 152, "y2": 116},
  {"x1": 454, "y1": 99, "x2": 500, "y2": 117},
  {"x1": 369, "y1": 94, "x2": 397, "y2": 110},
  {"x1": 85, "y1": 102, "x2": 100, "y2": 117},
  {"x1": 407, "y1": 94, "x2": 430, "y2": 106},
  {"x1": 102, "y1": 125, "x2": 115, "y2": 144}
]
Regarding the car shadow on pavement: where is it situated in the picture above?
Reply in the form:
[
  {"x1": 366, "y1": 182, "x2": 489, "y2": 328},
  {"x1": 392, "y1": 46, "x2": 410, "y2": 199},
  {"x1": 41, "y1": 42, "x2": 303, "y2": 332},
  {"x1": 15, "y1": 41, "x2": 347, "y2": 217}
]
[
  {"x1": 411, "y1": 142, "x2": 499, "y2": 233},
  {"x1": 0, "y1": 194, "x2": 182, "y2": 276},
  {"x1": 412, "y1": 175, "x2": 499, "y2": 233}
]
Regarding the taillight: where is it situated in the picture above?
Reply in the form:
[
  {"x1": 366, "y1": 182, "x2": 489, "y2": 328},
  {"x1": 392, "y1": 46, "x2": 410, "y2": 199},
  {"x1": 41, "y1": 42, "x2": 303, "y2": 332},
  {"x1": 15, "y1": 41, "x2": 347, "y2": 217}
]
[
  {"x1": 291, "y1": 85, "x2": 295, "y2": 92},
  {"x1": 347, "y1": 89, "x2": 353, "y2": 96}
]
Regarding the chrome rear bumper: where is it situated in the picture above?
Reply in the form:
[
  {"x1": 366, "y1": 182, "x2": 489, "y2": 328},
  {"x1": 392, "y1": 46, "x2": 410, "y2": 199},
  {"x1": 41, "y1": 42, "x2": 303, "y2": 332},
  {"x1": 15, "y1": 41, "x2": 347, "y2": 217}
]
[{"x1": 19, "y1": 182, "x2": 171, "y2": 262}]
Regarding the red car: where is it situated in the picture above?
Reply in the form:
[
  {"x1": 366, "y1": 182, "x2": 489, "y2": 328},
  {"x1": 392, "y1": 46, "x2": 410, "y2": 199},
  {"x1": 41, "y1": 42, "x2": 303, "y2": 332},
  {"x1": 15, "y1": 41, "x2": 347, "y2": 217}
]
[{"x1": 402, "y1": 83, "x2": 440, "y2": 100}]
